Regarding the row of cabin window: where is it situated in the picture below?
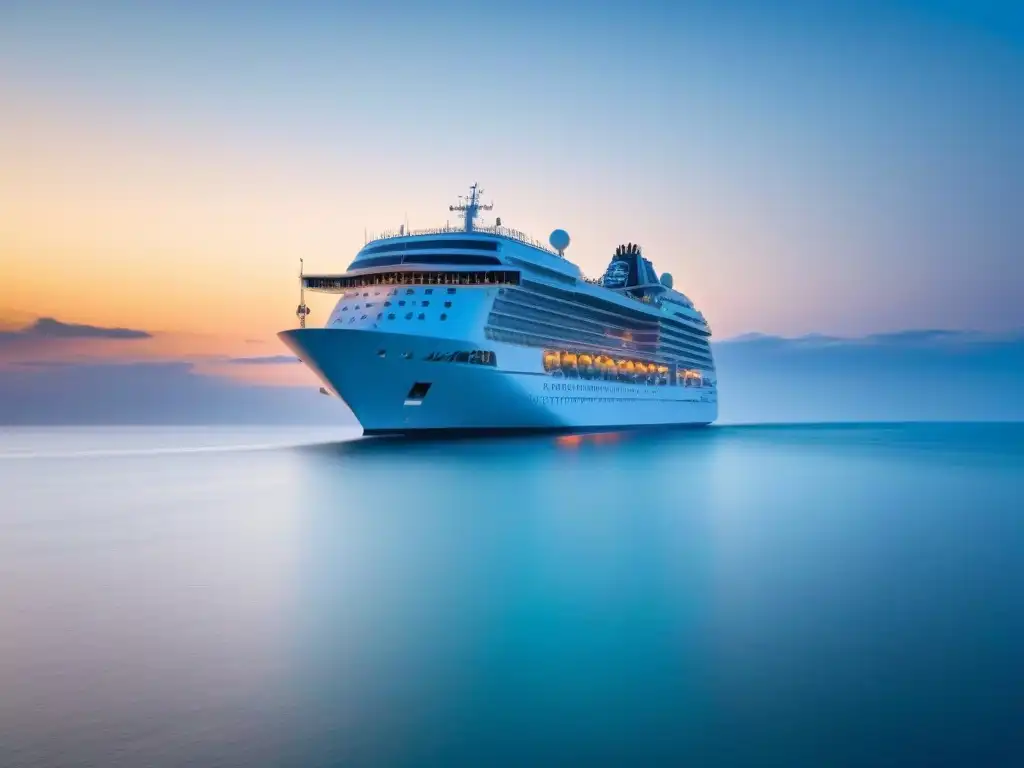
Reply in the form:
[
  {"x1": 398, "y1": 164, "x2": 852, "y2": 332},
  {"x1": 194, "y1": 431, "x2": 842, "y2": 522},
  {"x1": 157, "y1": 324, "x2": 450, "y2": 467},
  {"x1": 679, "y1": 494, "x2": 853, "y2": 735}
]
[
  {"x1": 509, "y1": 285, "x2": 712, "y2": 348},
  {"x1": 544, "y1": 354, "x2": 711, "y2": 387},
  {"x1": 484, "y1": 326, "x2": 710, "y2": 371},
  {"x1": 308, "y1": 270, "x2": 520, "y2": 290},
  {"x1": 384, "y1": 313, "x2": 448, "y2": 321},
  {"x1": 343, "y1": 287, "x2": 457, "y2": 299},
  {"x1": 491, "y1": 296, "x2": 712, "y2": 364},
  {"x1": 486, "y1": 313, "x2": 711, "y2": 369},
  {"x1": 520, "y1": 280, "x2": 711, "y2": 338},
  {"x1": 340, "y1": 300, "x2": 453, "y2": 311},
  {"x1": 337, "y1": 312, "x2": 449, "y2": 323}
]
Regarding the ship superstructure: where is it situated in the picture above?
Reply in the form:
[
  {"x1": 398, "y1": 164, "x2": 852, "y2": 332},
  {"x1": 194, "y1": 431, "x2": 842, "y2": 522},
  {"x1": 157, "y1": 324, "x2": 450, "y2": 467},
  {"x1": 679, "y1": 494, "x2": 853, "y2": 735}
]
[{"x1": 279, "y1": 184, "x2": 717, "y2": 435}]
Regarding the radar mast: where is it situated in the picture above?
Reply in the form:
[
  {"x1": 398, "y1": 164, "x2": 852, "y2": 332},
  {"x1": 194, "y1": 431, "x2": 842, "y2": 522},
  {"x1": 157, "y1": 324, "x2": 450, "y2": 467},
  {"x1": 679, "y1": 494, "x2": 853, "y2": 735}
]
[
  {"x1": 449, "y1": 183, "x2": 493, "y2": 232},
  {"x1": 296, "y1": 258, "x2": 310, "y2": 328}
]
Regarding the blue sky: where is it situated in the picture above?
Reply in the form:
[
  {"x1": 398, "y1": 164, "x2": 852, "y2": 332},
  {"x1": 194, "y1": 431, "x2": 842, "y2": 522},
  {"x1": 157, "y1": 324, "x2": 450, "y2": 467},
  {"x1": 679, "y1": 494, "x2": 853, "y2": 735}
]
[
  {"x1": 0, "y1": 0, "x2": 1022, "y2": 426},
  {"x1": 0, "y1": 1, "x2": 1022, "y2": 422},
  {"x1": 3, "y1": 0, "x2": 1021, "y2": 338}
]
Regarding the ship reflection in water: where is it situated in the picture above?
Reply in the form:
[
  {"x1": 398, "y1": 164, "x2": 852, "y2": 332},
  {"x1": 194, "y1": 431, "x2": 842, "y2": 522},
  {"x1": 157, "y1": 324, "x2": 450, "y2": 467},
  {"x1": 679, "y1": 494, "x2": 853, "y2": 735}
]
[
  {"x1": 554, "y1": 431, "x2": 624, "y2": 449},
  {"x1": 1, "y1": 423, "x2": 1022, "y2": 766}
]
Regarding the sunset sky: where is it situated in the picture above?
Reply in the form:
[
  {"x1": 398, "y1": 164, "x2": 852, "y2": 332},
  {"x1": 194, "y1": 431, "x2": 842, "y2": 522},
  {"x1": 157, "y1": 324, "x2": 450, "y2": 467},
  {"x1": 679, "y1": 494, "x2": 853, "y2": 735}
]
[{"x1": 1, "y1": 0, "x2": 1022, "y2": 387}]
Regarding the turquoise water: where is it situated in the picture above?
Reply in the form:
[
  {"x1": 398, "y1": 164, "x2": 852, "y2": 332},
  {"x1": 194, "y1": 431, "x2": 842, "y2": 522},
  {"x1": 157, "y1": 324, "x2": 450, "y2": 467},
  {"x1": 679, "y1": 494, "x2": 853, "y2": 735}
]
[{"x1": 1, "y1": 423, "x2": 1021, "y2": 766}]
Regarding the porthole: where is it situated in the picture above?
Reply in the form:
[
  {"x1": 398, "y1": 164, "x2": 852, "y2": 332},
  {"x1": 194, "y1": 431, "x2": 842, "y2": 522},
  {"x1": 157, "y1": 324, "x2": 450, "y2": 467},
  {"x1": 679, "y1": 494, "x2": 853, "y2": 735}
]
[
  {"x1": 402, "y1": 352, "x2": 412, "y2": 359},
  {"x1": 447, "y1": 287, "x2": 456, "y2": 294},
  {"x1": 417, "y1": 313, "x2": 425, "y2": 320},
  {"x1": 425, "y1": 288, "x2": 433, "y2": 295},
  {"x1": 440, "y1": 313, "x2": 448, "y2": 321},
  {"x1": 406, "y1": 288, "x2": 414, "y2": 295},
  {"x1": 377, "y1": 349, "x2": 386, "y2": 358},
  {"x1": 360, "y1": 314, "x2": 367, "y2": 320},
  {"x1": 405, "y1": 312, "x2": 413, "y2": 320},
  {"x1": 399, "y1": 300, "x2": 406, "y2": 307},
  {"x1": 444, "y1": 301, "x2": 452, "y2": 308},
  {"x1": 421, "y1": 301, "x2": 429, "y2": 307},
  {"x1": 376, "y1": 313, "x2": 382, "y2": 320},
  {"x1": 388, "y1": 313, "x2": 395, "y2": 320}
]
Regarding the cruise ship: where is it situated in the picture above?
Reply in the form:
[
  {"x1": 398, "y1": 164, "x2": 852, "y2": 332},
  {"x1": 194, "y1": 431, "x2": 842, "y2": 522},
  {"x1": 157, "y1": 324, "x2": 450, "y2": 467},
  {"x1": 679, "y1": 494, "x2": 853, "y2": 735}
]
[{"x1": 279, "y1": 184, "x2": 717, "y2": 435}]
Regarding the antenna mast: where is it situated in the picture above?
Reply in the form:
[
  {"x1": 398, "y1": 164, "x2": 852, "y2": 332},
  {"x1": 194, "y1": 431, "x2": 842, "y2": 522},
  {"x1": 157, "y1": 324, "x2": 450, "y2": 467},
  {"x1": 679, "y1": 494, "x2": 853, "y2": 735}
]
[
  {"x1": 448, "y1": 182, "x2": 493, "y2": 232},
  {"x1": 296, "y1": 258, "x2": 310, "y2": 329}
]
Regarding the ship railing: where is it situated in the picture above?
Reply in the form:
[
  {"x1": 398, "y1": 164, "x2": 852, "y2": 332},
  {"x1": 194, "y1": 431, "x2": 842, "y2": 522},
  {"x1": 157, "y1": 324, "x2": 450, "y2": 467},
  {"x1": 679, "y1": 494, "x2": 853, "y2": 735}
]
[{"x1": 365, "y1": 224, "x2": 558, "y2": 255}]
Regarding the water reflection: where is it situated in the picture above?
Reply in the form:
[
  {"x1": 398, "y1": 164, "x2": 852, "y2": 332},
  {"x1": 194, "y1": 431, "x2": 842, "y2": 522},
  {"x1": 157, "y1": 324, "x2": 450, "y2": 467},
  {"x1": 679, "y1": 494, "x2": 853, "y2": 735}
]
[
  {"x1": 287, "y1": 428, "x2": 727, "y2": 764},
  {"x1": 1, "y1": 424, "x2": 1021, "y2": 766}
]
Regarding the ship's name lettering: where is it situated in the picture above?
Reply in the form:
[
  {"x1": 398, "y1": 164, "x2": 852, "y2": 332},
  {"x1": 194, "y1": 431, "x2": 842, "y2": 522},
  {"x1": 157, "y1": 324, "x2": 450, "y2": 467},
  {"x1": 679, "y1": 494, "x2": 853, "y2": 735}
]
[
  {"x1": 542, "y1": 382, "x2": 658, "y2": 396},
  {"x1": 529, "y1": 395, "x2": 702, "y2": 406}
]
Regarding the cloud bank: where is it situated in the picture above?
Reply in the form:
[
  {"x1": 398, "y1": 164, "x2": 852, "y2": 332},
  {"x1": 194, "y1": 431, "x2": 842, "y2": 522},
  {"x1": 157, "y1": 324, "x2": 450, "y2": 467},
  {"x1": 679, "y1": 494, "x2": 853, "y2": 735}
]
[
  {"x1": 0, "y1": 317, "x2": 152, "y2": 341},
  {"x1": 0, "y1": 361, "x2": 352, "y2": 426},
  {"x1": 714, "y1": 330, "x2": 1024, "y2": 423}
]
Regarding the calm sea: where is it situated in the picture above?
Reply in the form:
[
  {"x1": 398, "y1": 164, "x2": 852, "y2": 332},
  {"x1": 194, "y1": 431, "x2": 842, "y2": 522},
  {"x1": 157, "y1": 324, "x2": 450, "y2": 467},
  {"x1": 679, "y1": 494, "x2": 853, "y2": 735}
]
[{"x1": 1, "y1": 423, "x2": 1022, "y2": 767}]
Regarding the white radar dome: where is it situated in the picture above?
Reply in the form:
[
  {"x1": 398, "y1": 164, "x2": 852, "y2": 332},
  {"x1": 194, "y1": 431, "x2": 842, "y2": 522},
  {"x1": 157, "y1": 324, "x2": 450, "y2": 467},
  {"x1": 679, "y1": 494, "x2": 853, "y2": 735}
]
[
  {"x1": 549, "y1": 229, "x2": 571, "y2": 253},
  {"x1": 660, "y1": 272, "x2": 674, "y2": 289}
]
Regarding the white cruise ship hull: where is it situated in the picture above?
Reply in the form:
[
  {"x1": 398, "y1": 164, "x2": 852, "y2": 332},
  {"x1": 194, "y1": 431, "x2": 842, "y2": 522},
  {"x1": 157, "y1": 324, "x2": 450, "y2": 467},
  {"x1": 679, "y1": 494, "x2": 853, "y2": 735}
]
[{"x1": 280, "y1": 328, "x2": 717, "y2": 436}]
